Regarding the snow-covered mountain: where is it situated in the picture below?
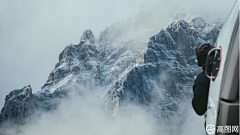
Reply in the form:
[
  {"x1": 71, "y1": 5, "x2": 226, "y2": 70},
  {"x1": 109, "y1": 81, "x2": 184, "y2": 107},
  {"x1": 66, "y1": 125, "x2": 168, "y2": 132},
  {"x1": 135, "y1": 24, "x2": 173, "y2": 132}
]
[
  {"x1": 0, "y1": 17, "x2": 219, "y2": 128},
  {"x1": 107, "y1": 17, "x2": 219, "y2": 131}
]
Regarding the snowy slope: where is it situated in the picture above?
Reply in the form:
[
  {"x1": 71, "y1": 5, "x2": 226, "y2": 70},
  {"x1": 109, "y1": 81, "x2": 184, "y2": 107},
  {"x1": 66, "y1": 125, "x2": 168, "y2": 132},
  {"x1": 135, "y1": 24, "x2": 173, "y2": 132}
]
[
  {"x1": 0, "y1": 17, "x2": 219, "y2": 126},
  {"x1": 107, "y1": 17, "x2": 219, "y2": 130}
]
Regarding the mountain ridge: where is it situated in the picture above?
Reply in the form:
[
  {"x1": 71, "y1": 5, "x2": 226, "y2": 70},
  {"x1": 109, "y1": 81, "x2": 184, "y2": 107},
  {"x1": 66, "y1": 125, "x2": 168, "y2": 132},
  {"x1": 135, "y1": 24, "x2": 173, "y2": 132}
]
[{"x1": 0, "y1": 17, "x2": 220, "y2": 128}]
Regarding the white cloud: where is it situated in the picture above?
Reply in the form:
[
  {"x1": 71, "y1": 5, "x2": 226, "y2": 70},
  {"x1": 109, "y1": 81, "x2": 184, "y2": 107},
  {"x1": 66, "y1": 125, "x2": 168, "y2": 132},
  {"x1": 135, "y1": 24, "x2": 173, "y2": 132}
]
[
  {"x1": 1, "y1": 91, "x2": 160, "y2": 135},
  {"x1": 0, "y1": 1, "x2": 235, "y2": 131}
]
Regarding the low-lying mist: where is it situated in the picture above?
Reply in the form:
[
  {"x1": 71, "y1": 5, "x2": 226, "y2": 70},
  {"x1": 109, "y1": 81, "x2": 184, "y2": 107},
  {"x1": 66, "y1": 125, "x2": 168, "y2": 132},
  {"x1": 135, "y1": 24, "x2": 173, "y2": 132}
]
[
  {"x1": 0, "y1": 0, "x2": 235, "y2": 135},
  {"x1": 0, "y1": 0, "x2": 234, "y2": 105},
  {"x1": 1, "y1": 91, "x2": 160, "y2": 135},
  {"x1": 0, "y1": 87, "x2": 206, "y2": 135}
]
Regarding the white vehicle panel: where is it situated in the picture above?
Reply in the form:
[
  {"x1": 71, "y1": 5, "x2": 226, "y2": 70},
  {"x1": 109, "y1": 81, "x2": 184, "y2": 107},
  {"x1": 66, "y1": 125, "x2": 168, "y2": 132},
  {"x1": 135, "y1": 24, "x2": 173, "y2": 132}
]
[{"x1": 205, "y1": 0, "x2": 239, "y2": 134}]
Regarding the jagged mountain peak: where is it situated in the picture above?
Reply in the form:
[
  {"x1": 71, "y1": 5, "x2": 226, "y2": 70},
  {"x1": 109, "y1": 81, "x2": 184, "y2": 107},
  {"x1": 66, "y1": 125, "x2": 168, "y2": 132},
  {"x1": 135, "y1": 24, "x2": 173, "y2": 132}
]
[
  {"x1": 5, "y1": 85, "x2": 32, "y2": 102},
  {"x1": 189, "y1": 16, "x2": 208, "y2": 28},
  {"x1": 0, "y1": 85, "x2": 35, "y2": 124},
  {"x1": 147, "y1": 17, "x2": 219, "y2": 58},
  {"x1": 107, "y1": 17, "x2": 220, "y2": 117},
  {"x1": 168, "y1": 19, "x2": 190, "y2": 30},
  {"x1": 0, "y1": 17, "x2": 221, "y2": 126},
  {"x1": 80, "y1": 29, "x2": 95, "y2": 44}
]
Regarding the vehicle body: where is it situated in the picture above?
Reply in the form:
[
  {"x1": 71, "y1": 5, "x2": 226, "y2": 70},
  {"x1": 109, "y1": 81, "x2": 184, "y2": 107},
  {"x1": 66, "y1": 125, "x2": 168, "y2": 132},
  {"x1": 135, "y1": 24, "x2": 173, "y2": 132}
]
[{"x1": 205, "y1": 0, "x2": 239, "y2": 135}]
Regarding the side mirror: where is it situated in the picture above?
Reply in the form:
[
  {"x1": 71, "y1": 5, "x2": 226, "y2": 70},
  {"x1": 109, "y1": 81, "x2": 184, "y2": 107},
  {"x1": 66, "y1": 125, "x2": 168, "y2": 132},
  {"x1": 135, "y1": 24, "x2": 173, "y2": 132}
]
[{"x1": 205, "y1": 46, "x2": 222, "y2": 81}]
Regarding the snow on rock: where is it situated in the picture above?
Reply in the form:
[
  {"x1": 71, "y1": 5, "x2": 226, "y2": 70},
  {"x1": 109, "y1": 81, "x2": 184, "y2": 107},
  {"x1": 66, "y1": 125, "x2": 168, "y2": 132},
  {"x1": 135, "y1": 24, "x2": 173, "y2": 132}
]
[
  {"x1": 107, "y1": 18, "x2": 220, "y2": 123},
  {"x1": 80, "y1": 29, "x2": 95, "y2": 44},
  {"x1": 0, "y1": 86, "x2": 35, "y2": 125},
  {"x1": 0, "y1": 17, "x2": 220, "y2": 126}
]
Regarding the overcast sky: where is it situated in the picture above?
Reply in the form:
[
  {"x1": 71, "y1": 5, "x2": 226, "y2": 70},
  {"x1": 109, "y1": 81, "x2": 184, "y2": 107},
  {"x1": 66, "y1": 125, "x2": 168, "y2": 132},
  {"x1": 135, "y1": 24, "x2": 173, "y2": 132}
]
[
  {"x1": 0, "y1": 0, "x2": 159, "y2": 106},
  {"x1": 0, "y1": 0, "x2": 235, "y2": 106}
]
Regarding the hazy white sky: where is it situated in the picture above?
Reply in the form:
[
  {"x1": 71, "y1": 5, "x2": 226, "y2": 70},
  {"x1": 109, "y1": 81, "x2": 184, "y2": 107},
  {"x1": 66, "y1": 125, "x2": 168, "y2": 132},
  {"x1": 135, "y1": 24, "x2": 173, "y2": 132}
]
[
  {"x1": 0, "y1": 0, "x2": 158, "y2": 106},
  {"x1": 0, "y1": 0, "x2": 235, "y2": 106}
]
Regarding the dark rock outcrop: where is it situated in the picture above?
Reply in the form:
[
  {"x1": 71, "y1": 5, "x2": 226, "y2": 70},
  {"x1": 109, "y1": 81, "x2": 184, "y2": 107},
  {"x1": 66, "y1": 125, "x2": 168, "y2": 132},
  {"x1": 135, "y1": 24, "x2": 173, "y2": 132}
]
[
  {"x1": 108, "y1": 17, "x2": 220, "y2": 117},
  {"x1": 0, "y1": 17, "x2": 220, "y2": 126},
  {"x1": 0, "y1": 86, "x2": 35, "y2": 125}
]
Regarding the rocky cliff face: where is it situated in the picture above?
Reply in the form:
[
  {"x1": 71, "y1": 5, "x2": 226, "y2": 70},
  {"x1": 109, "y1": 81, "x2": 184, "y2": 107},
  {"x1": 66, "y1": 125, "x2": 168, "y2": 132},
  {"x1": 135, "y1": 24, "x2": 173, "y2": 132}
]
[
  {"x1": 0, "y1": 17, "x2": 219, "y2": 126},
  {"x1": 42, "y1": 29, "x2": 99, "y2": 92},
  {"x1": 107, "y1": 17, "x2": 219, "y2": 118},
  {"x1": 0, "y1": 86, "x2": 35, "y2": 124}
]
